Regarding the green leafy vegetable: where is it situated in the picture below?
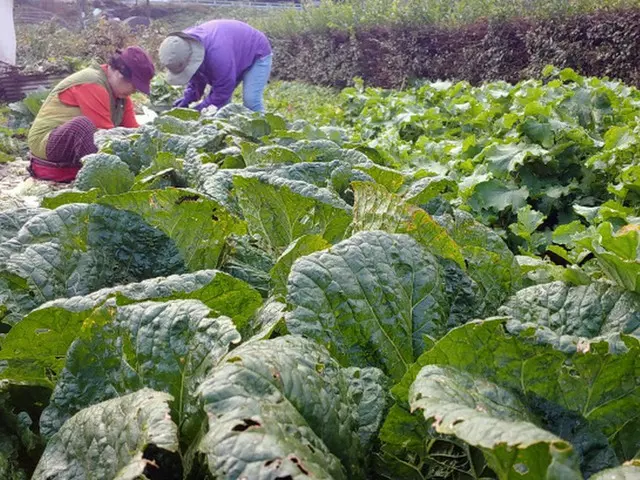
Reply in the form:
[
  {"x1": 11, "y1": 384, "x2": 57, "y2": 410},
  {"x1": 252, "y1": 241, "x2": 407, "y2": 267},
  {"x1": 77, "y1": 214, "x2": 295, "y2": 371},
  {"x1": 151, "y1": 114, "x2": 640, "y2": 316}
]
[
  {"x1": 0, "y1": 270, "x2": 260, "y2": 386},
  {"x1": 499, "y1": 280, "x2": 640, "y2": 340},
  {"x1": 197, "y1": 336, "x2": 384, "y2": 479},
  {"x1": 233, "y1": 175, "x2": 351, "y2": 256},
  {"x1": 32, "y1": 389, "x2": 180, "y2": 480},
  {"x1": 287, "y1": 231, "x2": 477, "y2": 381},
  {"x1": 270, "y1": 234, "x2": 331, "y2": 295},
  {"x1": 0, "y1": 204, "x2": 184, "y2": 324},
  {"x1": 409, "y1": 365, "x2": 581, "y2": 479},
  {"x1": 74, "y1": 153, "x2": 135, "y2": 195},
  {"x1": 385, "y1": 318, "x2": 640, "y2": 478},
  {"x1": 40, "y1": 300, "x2": 240, "y2": 441},
  {"x1": 96, "y1": 188, "x2": 247, "y2": 270},
  {"x1": 351, "y1": 181, "x2": 465, "y2": 267}
]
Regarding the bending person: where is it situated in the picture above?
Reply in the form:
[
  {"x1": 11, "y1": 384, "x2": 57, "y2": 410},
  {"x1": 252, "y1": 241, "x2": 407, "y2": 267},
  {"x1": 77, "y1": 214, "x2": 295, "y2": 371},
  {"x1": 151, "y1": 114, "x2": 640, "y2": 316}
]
[
  {"x1": 27, "y1": 46, "x2": 155, "y2": 182},
  {"x1": 159, "y1": 19, "x2": 272, "y2": 113}
]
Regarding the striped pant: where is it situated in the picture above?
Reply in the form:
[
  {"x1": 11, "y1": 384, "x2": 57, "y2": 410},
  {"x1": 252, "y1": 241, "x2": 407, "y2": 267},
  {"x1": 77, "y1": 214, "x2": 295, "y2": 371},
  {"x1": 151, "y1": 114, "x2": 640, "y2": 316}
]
[{"x1": 29, "y1": 116, "x2": 98, "y2": 182}]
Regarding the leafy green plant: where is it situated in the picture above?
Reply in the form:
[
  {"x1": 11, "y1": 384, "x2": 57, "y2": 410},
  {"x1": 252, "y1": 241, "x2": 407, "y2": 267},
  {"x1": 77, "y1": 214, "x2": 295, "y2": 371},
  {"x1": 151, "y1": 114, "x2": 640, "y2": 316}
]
[
  {"x1": 149, "y1": 75, "x2": 184, "y2": 109},
  {"x1": 1, "y1": 76, "x2": 640, "y2": 479}
]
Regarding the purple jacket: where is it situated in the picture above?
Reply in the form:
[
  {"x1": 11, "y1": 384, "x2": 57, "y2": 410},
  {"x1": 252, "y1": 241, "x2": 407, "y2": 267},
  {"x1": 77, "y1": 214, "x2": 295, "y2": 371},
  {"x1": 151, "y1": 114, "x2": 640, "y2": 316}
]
[{"x1": 181, "y1": 20, "x2": 272, "y2": 110}]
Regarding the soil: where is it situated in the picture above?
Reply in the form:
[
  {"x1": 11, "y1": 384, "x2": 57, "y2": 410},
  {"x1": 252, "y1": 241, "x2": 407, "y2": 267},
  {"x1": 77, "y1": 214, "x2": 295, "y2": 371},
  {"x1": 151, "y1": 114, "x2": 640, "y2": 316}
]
[{"x1": 0, "y1": 158, "x2": 70, "y2": 211}]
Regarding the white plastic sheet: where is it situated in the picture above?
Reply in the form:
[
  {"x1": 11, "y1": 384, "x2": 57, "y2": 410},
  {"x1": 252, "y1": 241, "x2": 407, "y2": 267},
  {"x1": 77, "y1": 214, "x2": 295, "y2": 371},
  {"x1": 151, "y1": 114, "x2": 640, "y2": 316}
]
[
  {"x1": 0, "y1": 0, "x2": 16, "y2": 66},
  {"x1": 135, "y1": 105, "x2": 158, "y2": 125}
]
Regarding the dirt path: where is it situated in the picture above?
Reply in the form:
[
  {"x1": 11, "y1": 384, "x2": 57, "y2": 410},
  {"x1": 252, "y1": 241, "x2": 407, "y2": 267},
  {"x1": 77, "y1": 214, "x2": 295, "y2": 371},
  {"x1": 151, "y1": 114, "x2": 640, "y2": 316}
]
[{"x1": 0, "y1": 159, "x2": 70, "y2": 211}]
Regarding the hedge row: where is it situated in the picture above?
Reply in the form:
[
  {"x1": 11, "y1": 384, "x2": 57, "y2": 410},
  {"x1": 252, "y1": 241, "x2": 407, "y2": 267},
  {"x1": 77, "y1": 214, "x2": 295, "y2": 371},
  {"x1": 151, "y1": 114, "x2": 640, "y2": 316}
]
[{"x1": 270, "y1": 8, "x2": 640, "y2": 88}]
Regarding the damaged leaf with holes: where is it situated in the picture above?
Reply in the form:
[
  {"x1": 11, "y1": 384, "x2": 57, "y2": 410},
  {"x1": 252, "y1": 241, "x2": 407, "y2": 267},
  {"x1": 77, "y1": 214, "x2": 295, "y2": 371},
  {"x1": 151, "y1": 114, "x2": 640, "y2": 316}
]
[
  {"x1": 39, "y1": 300, "x2": 240, "y2": 442},
  {"x1": 408, "y1": 365, "x2": 582, "y2": 479},
  {"x1": 32, "y1": 389, "x2": 181, "y2": 480},
  {"x1": 197, "y1": 336, "x2": 387, "y2": 479},
  {"x1": 6, "y1": 75, "x2": 640, "y2": 480},
  {"x1": 380, "y1": 317, "x2": 640, "y2": 478}
]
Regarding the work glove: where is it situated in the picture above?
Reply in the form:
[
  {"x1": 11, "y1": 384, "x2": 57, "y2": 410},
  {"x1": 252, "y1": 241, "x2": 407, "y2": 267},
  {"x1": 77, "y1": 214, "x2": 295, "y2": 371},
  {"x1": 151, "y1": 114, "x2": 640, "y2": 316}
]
[{"x1": 173, "y1": 97, "x2": 190, "y2": 108}]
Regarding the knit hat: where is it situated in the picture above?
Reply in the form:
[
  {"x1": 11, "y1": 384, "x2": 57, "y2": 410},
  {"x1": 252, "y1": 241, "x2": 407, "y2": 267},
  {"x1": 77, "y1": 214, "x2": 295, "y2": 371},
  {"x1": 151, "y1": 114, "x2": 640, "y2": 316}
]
[{"x1": 120, "y1": 46, "x2": 155, "y2": 95}]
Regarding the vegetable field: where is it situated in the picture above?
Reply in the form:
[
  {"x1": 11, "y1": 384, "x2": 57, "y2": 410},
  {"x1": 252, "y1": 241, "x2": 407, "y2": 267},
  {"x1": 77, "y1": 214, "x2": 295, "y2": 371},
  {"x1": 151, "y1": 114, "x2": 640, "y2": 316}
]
[{"x1": 1, "y1": 68, "x2": 640, "y2": 479}]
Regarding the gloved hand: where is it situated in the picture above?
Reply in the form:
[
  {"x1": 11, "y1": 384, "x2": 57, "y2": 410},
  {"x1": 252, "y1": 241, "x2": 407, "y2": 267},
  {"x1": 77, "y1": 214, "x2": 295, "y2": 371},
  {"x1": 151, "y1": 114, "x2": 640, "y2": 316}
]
[{"x1": 173, "y1": 97, "x2": 190, "y2": 108}]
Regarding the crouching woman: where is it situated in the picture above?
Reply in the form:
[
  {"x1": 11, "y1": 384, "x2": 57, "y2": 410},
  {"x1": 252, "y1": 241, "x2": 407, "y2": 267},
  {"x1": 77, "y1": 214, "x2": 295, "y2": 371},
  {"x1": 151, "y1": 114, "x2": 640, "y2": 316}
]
[{"x1": 27, "y1": 46, "x2": 155, "y2": 182}]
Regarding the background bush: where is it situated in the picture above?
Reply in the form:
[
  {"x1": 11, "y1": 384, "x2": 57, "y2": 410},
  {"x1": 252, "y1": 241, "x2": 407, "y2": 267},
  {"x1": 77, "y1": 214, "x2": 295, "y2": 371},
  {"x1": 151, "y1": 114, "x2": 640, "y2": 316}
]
[
  {"x1": 13, "y1": 2, "x2": 640, "y2": 88},
  {"x1": 271, "y1": 9, "x2": 640, "y2": 88}
]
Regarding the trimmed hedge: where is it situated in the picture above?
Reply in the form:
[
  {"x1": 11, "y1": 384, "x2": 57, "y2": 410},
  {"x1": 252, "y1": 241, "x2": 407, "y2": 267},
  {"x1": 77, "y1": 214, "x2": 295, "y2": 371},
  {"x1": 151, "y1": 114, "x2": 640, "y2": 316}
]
[{"x1": 270, "y1": 9, "x2": 640, "y2": 88}]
